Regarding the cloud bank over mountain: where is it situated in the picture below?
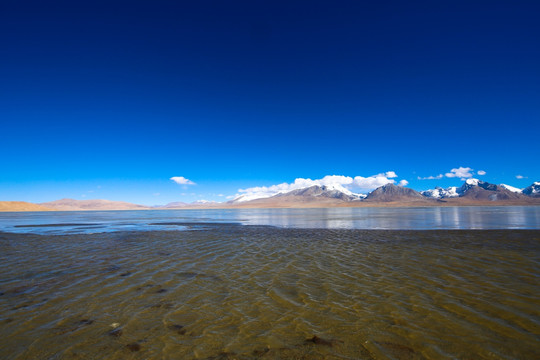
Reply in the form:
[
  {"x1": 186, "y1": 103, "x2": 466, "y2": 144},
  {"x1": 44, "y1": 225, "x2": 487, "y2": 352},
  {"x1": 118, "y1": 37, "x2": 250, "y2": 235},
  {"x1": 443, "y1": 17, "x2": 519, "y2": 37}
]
[
  {"x1": 234, "y1": 172, "x2": 403, "y2": 202},
  {"x1": 445, "y1": 167, "x2": 474, "y2": 179},
  {"x1": 419, "y1": 166, "x2": 487, "y2": 181}
]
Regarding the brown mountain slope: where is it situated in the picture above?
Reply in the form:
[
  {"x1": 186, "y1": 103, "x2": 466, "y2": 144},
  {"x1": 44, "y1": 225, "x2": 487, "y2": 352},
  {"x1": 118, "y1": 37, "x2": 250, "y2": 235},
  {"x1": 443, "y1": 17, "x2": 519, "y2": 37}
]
[
  {"x1": 231, "y1": 195, "x2": 350, "y2": 208},
  {"x1": 223, "y1": 182, "x2": 540, "y2": 208},
  {"x1": 0, "y1": 201, "x2": 53, "y2": 212},
  {"x1": 460, "y1": 186, "x2": 524, "y2": 201},
  {"x1": 458, "y1": 180, "x2": 527, "y2": 201},
  {"x1": 40, "y1": 198, "x2": 149, "y2": 211},
  {"x1": 274, "y1": 185, "x2": 361, "y2": 201},
  {"x1": 364, "y1": 184, "x2": 428, "y2": 202}
]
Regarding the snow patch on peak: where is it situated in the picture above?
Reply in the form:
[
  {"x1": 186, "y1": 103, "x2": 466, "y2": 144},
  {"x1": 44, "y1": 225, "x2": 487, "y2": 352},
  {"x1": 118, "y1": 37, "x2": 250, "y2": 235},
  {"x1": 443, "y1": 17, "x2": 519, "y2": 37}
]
[
  {"x1": 523, "y1": 182, "x2": 540, "y2": 196},
  {"x1": 421, "y1": 186, "x2": 459, "y2": 199},
  {"x1": 319, "y1": 183, "x2": 354, "y2": 196},
  {"x1": 465, "y1": 178, "x2": 479, "y2": 186},
  {"x1": 500, "y1": 184, "x2": 522, "y2": 193},
  {"x1": 320, "y1": 184, "x2": 367, "y2": 200}
]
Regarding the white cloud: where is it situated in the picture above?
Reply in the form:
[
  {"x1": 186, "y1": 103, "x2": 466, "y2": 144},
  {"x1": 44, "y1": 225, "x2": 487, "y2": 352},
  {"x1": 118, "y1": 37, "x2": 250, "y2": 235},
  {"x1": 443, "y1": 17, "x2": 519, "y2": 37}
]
[
  {"x1": 170, "y1": 176, "x2": 196, "y2": 185},
  {"x1": 352, "y1": 174, "x2": 396, "y2": 191},
  {"x1": 235, "y1": 172, "x2": 398, "y2": 202},
  {"x1": 418, "y1": 174, "x2": 443, "y2": 180},
  {"x1": 445, "y1": 167, "x2": 474, "y2": 179},
  {"x1": 516, "y1": 175, "x2": 527, "y2": 179},
  {"x1": 398, "y1": 179, "x2": 409, "y2": 186},
  {"x1": 420, "y1": 168, "x2": 484, "y2": 180}
]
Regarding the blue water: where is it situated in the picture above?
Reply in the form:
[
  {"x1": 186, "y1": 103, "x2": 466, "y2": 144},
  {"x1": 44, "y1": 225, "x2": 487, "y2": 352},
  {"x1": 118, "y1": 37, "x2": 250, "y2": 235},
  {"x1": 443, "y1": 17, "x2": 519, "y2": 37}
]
[{"x1": 1, "y1": 207, "x2": 539, "y2": 234}]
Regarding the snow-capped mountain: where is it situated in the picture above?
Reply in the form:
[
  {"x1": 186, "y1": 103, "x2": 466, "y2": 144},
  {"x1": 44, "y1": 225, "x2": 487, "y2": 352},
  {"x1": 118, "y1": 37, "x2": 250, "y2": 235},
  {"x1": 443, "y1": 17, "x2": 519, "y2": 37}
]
[
  {"x1": 421, "y1": 186, "x2": 459, "y2": 199},
  {"x1": 523, "y1": 182, "x2": 540, "y2": 197},
  {"x1": 500, "y1": 184, "x2": 522, "y2": 193},
  {"x1": 420, "y1": 179, "x2": 540, "y2": 201},
  {"x1": 273, "y1": 185, "x2": 366, "y2": 201},
  {"x1": 227, "y1": 179, "x2": 540, "y2": 206},
  {"x1": 421, "y1": 179, "x2": 483, "y2": 199},
  {"x1": 230, "y1": 183, "x2": 366, "y2": 203},
  {"x1": 457, "y1": 178, "x2": 492, "y2": 195},
  {"x1": 454, "y1": 179, "x2": 523, "y2": 201},
  {"x1": 421, "y1": 180, "x2": 540, "y2": 200}
]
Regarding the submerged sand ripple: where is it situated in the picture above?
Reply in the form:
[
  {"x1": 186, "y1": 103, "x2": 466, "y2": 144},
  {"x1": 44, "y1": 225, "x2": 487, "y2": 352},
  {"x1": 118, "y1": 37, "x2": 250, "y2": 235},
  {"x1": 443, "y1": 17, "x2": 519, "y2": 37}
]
[{"x1": 0, "y1": 228, "x2": 539, "y2": 359}]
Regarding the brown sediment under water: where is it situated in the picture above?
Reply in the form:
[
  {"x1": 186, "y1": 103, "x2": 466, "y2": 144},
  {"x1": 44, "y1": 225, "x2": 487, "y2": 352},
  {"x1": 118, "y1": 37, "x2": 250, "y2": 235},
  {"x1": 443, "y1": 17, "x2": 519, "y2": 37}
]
[{"x1": 0, "y1": 227, "x2": 539, "y2": 359}]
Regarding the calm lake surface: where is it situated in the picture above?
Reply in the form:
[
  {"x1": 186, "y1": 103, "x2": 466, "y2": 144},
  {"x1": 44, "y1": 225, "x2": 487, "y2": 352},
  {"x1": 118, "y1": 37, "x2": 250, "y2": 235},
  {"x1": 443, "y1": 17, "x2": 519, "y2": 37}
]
[
  {"x1": 1, "y1": 208, "x2": 539, "y2": 359},
  {"x1": 0, "y1": 206, "x2": 540, "y2": 234}
]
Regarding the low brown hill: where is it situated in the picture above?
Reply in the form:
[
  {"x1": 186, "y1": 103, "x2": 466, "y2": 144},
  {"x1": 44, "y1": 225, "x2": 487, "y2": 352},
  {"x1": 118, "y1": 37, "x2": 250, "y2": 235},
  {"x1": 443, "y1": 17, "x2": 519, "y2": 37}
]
[
  {"x1": 0, "y1": 201, "x2": 53, "y2": 212},
  {"x1": 40, "y1": 198, "x2": 149, "y2": 211}
]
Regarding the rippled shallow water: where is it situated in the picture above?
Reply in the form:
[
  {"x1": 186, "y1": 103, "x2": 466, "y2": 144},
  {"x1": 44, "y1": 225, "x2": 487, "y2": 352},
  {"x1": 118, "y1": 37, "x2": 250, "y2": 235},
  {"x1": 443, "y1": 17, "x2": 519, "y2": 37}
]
[{"x1": 1, "y1": 226, "x2": 539, "y2": 359}]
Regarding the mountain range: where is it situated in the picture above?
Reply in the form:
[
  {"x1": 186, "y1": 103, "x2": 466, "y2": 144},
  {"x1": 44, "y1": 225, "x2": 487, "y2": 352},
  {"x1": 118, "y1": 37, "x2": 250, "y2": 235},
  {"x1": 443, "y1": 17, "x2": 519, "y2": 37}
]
[
  {"x1": 227, "y1": 179, "x2": 540, "y2": 207},
  {"x1": 1, "y1": 180, "x2": 539, "y2": 211}
]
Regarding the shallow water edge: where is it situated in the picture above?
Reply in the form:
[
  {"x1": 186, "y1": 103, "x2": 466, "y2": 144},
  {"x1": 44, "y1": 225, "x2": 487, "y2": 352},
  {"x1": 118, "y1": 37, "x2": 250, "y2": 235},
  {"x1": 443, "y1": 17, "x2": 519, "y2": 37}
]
[{"x1": 1, "y1": 228, "x2": 539, "y2": 359}]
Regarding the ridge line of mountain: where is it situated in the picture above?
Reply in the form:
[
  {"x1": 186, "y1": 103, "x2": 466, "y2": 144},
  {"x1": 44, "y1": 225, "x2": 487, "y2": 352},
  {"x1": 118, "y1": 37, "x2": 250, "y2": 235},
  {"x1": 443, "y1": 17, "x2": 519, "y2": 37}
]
[{"x1": 1, "y1": 180, "x2": 538, "y2": 211}]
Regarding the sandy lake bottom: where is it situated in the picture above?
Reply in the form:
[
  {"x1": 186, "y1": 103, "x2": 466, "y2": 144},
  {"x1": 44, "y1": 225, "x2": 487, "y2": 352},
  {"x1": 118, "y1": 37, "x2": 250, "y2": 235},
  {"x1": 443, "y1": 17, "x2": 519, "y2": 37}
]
[{"x1": 1, "y1": 226, "x2": 539, "y2": 359}]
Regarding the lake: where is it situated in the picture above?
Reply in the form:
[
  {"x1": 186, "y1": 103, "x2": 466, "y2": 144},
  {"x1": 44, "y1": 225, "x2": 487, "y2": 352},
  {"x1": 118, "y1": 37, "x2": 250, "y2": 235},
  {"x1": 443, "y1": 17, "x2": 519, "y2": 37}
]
[
  {"x1": 1, "y1": 206, "x2": 540, "y2": 234},
  {"x1": 0, "y1": 207, "x2": 539, "y2": 359}
]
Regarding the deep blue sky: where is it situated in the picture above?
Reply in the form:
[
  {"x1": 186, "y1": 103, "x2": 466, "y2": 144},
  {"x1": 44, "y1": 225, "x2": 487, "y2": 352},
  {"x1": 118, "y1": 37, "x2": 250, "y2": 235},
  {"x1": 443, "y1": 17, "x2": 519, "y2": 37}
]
[{"x1": 1, "y1": 1, "x2": 539, "y2": 204}]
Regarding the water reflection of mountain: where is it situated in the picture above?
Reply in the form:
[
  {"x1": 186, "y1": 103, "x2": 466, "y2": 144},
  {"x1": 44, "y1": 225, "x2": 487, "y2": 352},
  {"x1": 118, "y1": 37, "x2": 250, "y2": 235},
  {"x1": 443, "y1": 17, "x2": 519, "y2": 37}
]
[{"x1": 0, "y1": 207, "x2": 538, "y2": 235}]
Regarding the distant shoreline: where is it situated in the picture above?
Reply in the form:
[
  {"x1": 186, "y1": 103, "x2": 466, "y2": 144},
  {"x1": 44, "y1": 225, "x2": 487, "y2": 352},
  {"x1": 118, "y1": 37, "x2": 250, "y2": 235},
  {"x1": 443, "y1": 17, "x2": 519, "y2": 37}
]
[{"x1": 1, "y1": 200, "x2": 540, "y2": 212}]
